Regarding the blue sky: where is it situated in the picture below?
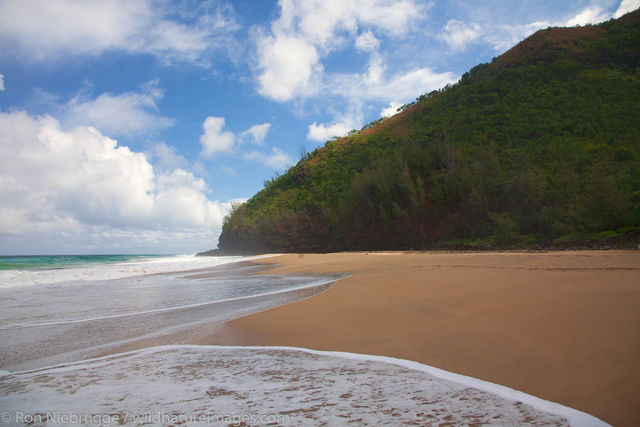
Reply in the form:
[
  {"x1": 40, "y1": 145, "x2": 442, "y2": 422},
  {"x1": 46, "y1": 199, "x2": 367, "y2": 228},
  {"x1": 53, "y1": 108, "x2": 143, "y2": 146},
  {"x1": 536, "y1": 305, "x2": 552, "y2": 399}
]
[{"x1": 0, "y1": 0, "x2": 638, "y2": 255}]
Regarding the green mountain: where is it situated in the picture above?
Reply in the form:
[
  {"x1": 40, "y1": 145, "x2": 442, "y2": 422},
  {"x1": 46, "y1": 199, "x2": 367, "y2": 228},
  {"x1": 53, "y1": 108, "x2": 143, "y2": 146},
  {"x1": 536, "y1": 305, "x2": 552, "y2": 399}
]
[{"x1": 218, "y1": 10, "x2": 640, "y2": 254}]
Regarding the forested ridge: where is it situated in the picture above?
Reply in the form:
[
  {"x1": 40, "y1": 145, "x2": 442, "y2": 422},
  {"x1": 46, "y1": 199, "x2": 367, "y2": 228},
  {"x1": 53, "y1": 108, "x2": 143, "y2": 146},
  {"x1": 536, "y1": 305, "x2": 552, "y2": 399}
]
[{"x1": 216, "y1": 10, "x2": 640, "y2": 254}]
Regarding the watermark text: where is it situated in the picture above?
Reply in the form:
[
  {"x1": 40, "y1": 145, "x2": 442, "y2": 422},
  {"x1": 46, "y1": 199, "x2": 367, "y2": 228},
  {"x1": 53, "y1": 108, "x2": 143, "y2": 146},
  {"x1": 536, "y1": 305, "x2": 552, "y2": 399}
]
[{"x1": 1, "y1": 410, "x2": 290, "y2": 425}]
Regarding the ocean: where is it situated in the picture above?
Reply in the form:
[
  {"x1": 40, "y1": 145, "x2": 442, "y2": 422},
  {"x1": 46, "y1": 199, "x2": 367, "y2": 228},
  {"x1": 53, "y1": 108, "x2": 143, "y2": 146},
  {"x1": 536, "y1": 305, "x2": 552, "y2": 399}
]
[
  {"x1": 0, "y1": 254, "x2": 345, "y2": 371},
  {"x1": 0, "y1": 254, "x2": 251, "y2": 288},
  {"x1": 0, "y1": 254, "x2": 175, "y2": 271},
  {"x1": 0, "y1": 255, "x2": 608, "y2": 426}
]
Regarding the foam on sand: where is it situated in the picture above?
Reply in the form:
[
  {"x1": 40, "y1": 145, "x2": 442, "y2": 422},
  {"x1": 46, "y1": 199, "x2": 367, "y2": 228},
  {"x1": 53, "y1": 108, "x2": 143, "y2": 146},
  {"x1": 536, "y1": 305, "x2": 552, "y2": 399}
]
[
  {"x1": 0, "y1": 345, "x2": 609, "y2": 426},
  {"x1": 0, "y1": 257, "x2": 346, "y2": 371}
]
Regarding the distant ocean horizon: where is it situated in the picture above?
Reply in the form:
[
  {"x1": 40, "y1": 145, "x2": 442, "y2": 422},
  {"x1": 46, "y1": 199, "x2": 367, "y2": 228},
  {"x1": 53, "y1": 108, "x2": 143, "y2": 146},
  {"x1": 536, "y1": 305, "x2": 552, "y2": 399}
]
[
  {"x1": 0, "y1": 254, "x2": 176, "y2": 271},
  {"x1": 0, "y1": 253, "x2": 252, "y2": 288}
]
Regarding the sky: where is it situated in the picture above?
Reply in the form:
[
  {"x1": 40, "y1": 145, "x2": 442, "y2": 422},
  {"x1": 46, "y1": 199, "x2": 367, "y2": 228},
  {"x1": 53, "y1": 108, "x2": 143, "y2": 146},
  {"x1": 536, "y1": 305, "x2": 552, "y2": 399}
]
[{"x1": 0, "y1": 0, "x2": 638, "y2": 255}]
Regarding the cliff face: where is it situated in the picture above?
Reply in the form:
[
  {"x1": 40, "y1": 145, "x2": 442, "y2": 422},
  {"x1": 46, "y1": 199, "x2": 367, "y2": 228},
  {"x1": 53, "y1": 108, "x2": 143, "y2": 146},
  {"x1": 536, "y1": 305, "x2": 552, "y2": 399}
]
[{"x1": 217, "y1": 10, "x2": 640, "y2": 254}]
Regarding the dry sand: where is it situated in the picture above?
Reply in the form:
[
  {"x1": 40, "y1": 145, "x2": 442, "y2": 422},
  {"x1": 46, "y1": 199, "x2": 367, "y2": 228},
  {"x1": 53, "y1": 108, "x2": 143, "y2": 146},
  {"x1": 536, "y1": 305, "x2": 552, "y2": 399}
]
[{"x1": 202, "y1": 251, "x2": 640, "y2": 427}]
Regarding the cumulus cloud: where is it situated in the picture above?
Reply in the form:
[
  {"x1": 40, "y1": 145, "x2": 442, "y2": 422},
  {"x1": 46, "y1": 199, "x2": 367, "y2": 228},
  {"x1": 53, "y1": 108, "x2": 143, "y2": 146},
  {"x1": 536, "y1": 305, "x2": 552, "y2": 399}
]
[
  {"x1": 0, "y1": 111, "x2": 230, "y2": 252},
  {"x1": 240, "y1": 123, "x2": 271, "y2": 145},
  {"x1": 0, "y1": 73, "x2": 4, "y2": 91},
  {"x1": 199, "y1": 118, "x2": 274, "y2": 154},
  {"x1": 307, "y1": 121, "x2": 352, "y2": 142},
  {"x1": 273, "y1": 0, "x2": 423, "y2": 45},
  {"x1": 0, "y1": 0, "x2": 238, "y2": 64},
  {"x1": 301, "y1": 52, "x2": 455, "y2": 139},
  {"x1": 256, "y1": 34, "x2": 322, "y2": 101},
  {"x1": 302, "y1": 49, "x2": 456, "y2": 142},
  {"x1": 355, "y1": 30, "x2": 380, "y2": 52},
  {"x1": 447, "y1": 2, "x2": 627, "y2": 56},
  {"x1": 372, "y1": 66, "x2": 456, "y2": 100},
  {"x1": 485, "y1": 3, "x2": 633, "y2": 53},
  {"x1": 200, "y1": 116, "x2": 236, "y2": 157},
  {"x1": 614, "y1": 0, "x2": 640, "y2": 18},
  {"x1": 62, "y1": 81, "x2": 174, "y2": 137},
  {"x1": 255, "y1": 0, "x2": 424, "y2": 101},
  {"x1": 439, "y1": 19, "x2": 482, "y2": 52},
  {"x1": 565, "y1": 6, "x2": 610, "y2": 27},
  {"x1": 380, "y1": 101, "x2": 402, "y2": 118},
  {"x1": 330, "y1": 55, "x2": 457, "y2": 103},
  {"x1": 480, "y1": 20, "x2": 550, "y2": 52},
  {"x1": 253, "y1": 0, "x2": 456, "y2": 139},
  {"x1": 199, "y1": 116, "x2": 290, "y2": 169},
  {"x1": 307, "y1": 108, "x2": 362, "y2": 141},
  {"x1": 148, "y1": 142, "x2": 188, "y2": 171},
  {"x1": 243, "y1": 147, "x2": 294, "y2": 169},
  {"x1": 152, "y1": 168, "x2": 226, "y2": 228}
]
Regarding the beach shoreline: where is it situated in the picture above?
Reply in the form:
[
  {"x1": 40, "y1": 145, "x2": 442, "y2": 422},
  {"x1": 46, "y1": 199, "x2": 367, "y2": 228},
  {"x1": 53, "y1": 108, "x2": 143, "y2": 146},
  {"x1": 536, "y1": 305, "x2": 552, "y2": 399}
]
[
  {"x1": 201, "y1": 250, "x2": 640, "y2": 427},
  {"x1": 0, "y1": 256, "x2": 341, "y2": 372}
]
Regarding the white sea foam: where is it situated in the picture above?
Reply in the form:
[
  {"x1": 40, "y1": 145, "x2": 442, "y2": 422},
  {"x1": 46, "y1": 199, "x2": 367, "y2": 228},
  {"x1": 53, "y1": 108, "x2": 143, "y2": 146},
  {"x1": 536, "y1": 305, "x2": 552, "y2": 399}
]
[
  {"x1": 0, "y1": 345, "x2": 609, "y2": 426},
  {"x1": 0, "y1": 254, "x2": 275, "y2": 289},
  {"x1": 0, "y1": 258, "x2": 345, "y2": 371},
  {"x1": 0, "y1": 267, "x2": 336, "y2": 329}
]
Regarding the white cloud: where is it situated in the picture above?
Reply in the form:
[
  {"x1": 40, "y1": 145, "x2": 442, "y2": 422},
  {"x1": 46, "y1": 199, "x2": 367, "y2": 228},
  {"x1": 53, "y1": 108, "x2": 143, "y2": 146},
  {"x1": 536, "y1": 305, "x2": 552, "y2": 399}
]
[
  {"x1": 306, "y1": 101, "x2": 366, "y2": 142},
  {"x1": 452, "y1": 3, "x2": 622, "y2": 55},
  {"x1": 240, "y1": 123, "x2": 271, "y2": 145},
  {"x1": 273, "y1": 0, "x2": 424, "y2": 44},
  {"x1": 305, "y1": 51, "x2": 455, "y2": 142},
  {"x1": 355, "y1": 30, "x2": 380, "y2": 52},
  {"x1": 0, "y1": 111, "x2": 230, "y2": 253},
  {"x1": 330, "y1": 56, "x2": 457, "y2": 103},
  {"x1": 485, "y1": 2, "x2": 634, "y2": 53},
  {"x1": 243, "y1": 147, "x2": 294, "y2": 169},
  {"x1": 307, "y1": 121, "x2": 351, "y2": 142},
  {"x1": 198, "y1": 117, "x2": 289, "y2": 169},
  {"x1": 200, "y1": 116, "x2": 236, "y2": 157},
  {"x1": 253, "y1": 0, "x2": 456, "y2": 137},
  {"x1": 152, "y1": 168, "x2": 226, "y2": 228},
  {"x1": 378, "y1": 66, "x2": 456, "y2": 100},
  {"x1": 614, "y1": 0, "x2": 640, "y2": 18},
  {"x1": 440, "y1": 19, "x2": 482, "y2": 52},
  {"x1": 566, "y1": 6, "x2": 610, "y2": 27},
  {"x1": 148, "y1": 142, "x2": 188, "y2": 171},
  {"x1": 0, "y1": 73, "x2": 4, "y2": 91},
  {"x1": 380, "y1": 101, "x2": 402, "y2": 118},
  {"x1": 254, "y1": 0, "x2": 424, "y2": 101},
  {"x1": 0, "y1": 0, "x2": 238, "y2": 64},
  {"x1": 362, "y1": 52, "x2": 386, "y2": 86},
  {"x1": 307, "y1": 109, "x2": 363, "y2": 142},
  {"x1": 482, "y1": 20, "x2": 551, "y2": 52},
  {"x1": 198, "y1": 116, "x2": 290, "y2": 170},
  {"x1": 256, "y1": 34, "x2": 322, "y2": 101},
  {"x1": 62, "y1": 81, "x2": 174, "y2": 137}
]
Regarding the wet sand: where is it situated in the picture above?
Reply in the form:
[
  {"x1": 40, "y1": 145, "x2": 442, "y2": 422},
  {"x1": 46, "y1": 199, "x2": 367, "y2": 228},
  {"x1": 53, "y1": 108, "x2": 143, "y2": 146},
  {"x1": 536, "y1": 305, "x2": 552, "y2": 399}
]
[{"x1": 202, "y1": 251, "x2": 640, "y2": 427}]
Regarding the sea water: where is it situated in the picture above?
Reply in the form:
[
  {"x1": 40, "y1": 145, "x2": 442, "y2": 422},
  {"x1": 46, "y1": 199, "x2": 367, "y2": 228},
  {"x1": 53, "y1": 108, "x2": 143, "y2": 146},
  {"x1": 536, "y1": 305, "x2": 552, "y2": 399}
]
[
  {"x1": 0, "y1": 254, "x2": 345, "y2": 371},
  {"x1": 0, "y1": 254, "x2": 252, "y2": 288}
]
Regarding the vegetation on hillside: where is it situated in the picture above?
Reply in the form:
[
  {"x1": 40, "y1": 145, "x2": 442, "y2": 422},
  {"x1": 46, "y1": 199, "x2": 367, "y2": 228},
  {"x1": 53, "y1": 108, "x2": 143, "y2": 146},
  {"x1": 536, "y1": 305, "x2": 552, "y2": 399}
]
[{"x1": 217, "y1": 10, "x2": 640, "y2": 253}]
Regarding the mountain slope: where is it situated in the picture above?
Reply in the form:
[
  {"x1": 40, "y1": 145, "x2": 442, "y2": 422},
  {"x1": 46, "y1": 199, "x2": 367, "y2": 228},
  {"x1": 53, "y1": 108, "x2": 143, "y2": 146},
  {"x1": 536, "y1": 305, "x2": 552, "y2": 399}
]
[{"x1": 217, "y1": 10, "x2": 640, "y2": 253}]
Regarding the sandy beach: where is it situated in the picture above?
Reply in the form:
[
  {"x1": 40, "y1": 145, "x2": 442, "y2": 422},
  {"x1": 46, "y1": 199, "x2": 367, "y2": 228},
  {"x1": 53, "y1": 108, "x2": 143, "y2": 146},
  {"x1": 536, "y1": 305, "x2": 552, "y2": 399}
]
[{"x1": 203, "y1": 251, "x2": 640, "y2": 427}]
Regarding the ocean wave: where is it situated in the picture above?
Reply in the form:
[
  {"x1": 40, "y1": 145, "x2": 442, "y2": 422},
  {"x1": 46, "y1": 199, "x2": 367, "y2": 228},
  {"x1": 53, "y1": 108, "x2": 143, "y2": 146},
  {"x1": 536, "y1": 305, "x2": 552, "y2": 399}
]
[
  {"x1": 0, "y1": 262, "x2": 345, "y2": 371},
  {"x1": 0, "y1": 345, "x2": 608, "y2": 426},
  {"x1": 0, "y1": 254, "x2": 267, "y2": 288}
]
